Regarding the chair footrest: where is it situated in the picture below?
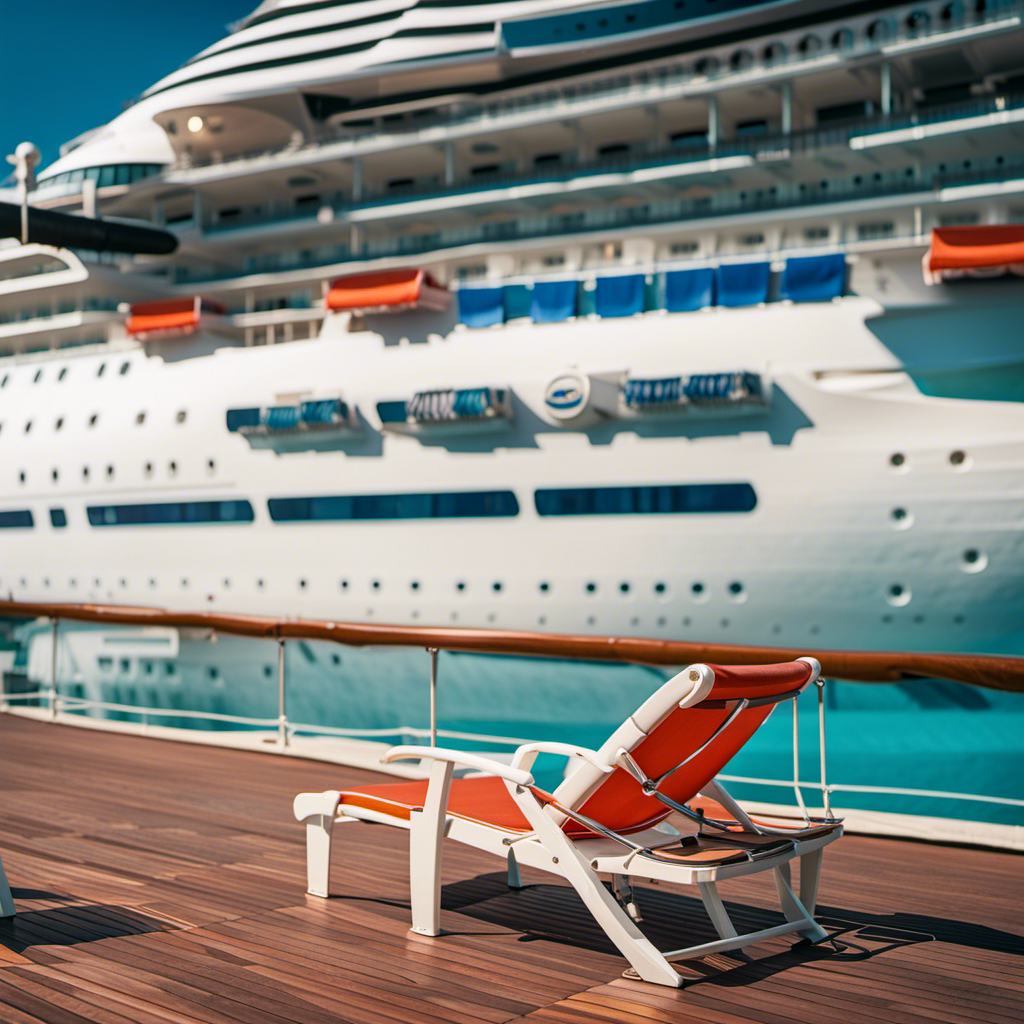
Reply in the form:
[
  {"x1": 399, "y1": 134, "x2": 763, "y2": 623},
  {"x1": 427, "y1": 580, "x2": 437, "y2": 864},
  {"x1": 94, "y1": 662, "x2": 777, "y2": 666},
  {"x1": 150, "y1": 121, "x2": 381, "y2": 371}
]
[{"x1": 641, "y1": 833, "x2": 794, "y2": 866}]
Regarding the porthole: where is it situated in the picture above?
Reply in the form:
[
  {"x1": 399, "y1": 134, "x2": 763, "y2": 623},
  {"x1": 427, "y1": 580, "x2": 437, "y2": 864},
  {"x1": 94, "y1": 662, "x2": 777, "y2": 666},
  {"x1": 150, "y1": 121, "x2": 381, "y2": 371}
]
[
  {"x1": 682, "y1": 617, "x2": 691, "y2": 627},
  {"x1": 69, "y1": 577, "x2": 77, "y2": 588},
  {"x1": 953, "y1": 614, "x2": 965, "y2": 624},
  {"x1": 960, "y1": 549, "x2": 988, "y2": 574},
  {"x1": 890, "y1": 507, "x2": 913, "y2": 530},
  {"x1": 51, "y1": 468, "x2": 58, "y2": 482},
  {"x1": 88, "y1": 413, "x2": 99, "y2": 427},
  {"x1": 456, "y1": 581, "x2": 466, "y2": 592},
  {"x1": 106, "y1": 464, "x2": 114, "y2": 478},
  {"x1": 691, "y1": 582, "x2": 708, "y2": 602},
  {"x1": 949, "y1": 450, "x2": 970, "y2": 470},
  {"x1": 33, "y1": 369, "x2": 42, "y2": 383},
  {"x1": 654, "y1": 581, "x2": 667, "y2": 595},
  {"x1": 410, "y1": 580, "x2": 420, "y2": 591},
  {"x1": 119, "y1": 361, "x2": 130, "y2": 375},
  {"x1": 207, "y1": 458, "x2": 215, "y2": 473},
  {"x1": 586, "y1": 615, "x2": 596, "y2": 625},
  {"x1": 538, "y1": 615, "x2": 547, "y2": 625},
  {"x1": 136, "y1": 411, "x2": 146, "y2": 425},
  {"x1": 82, "y1": 466, "x2": 89, "y2": 480},
  {"x1": 0, "y1": 375, "x2": 6, "y2": 388},
  {"x1": 176, "y1": 410, "x2": 187, "y2": 424},
  {"x1": 168, "y1": 460, "x2": 177, "y2": 475},
  {"x1": 119, "y1": 578, "x2": 127, "y2": 588},
  {"x1": 619, "y1": 582, "x2": 631, "y2": 594},
  {"x1": 727, "y1": 581, "x2": 746, "y2": 603},
  {"x1": 18, "y1": 470, "x2": 25, "y2": 484},
  {"x1": 487, "y1": 613, "x2": 496, "y2": 623},
  {"x1": 539, "y1": 581, "x2": 550, "y2": 593},
  {"x1": 55, "y1": 417, "x2": 64, "y2": 431},
  {"x1": 492, "y1": 581, "x2": 503, "y2": 593},
  {"x1": 657, "y1": 616, "x2": 666, "y2": 627},
  {"x1": 889, "y1": 452, "x2": 905, "y2": 469},
  {"x1": 886, "y1": 583, "x2": 911, "y2": 607},
  {"x1": 339, "y1": 579, "x2": 348, "y2": 590},
  {"x1": 149, "y1": 577, "x2": 156, "y2": 588},
  {"x1": 257, "y1": 578, "x2": 265, "y2": 588},
  {"x1": 299, "y1": 578, "x2": 307, "y2": 589},
  {"x1": 720, "y1": 618, "x2": 730, "y2": 628},
  {"x1": 371, "y1": 579, "x2": 381, "y2": 590},
  {"x1": 181, "y1": 577, "x2": 189, "y2": 588},
  {"x1": 223, "y1": 577, "x2": 230, "y2": 588},
  {"x1": 585, "y1": 581, "x2": 597, "y2": 594},
  {"x1": 144, "y1": 461, "x2": 154, "y2": 476},
  {"x1": 24, "y1": 420, "x2": 32, "y2": 434},
  {"x1": 97, "y1": 362, "x2": 106, "y2": 378},
  {"x1": 331, "y1": 653, "x2": 341, "y2": 666},
  {"x1": 43, "y1": 577, "x2": 50, "y2": 587},
  {"x1": 58, "y1": 367, "x2": 67, "y2": 381}
]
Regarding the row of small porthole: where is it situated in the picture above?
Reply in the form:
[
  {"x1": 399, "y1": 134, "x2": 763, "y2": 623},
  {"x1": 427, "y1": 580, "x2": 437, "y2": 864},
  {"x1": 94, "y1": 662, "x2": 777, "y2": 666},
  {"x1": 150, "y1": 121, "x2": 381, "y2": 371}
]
[
  {"x1": 889, "y1": 450, "x2": 969, "y2": 469},
  {"x1": 15, "y1": 457, "x2": 215, "y2": 487},
  {"x1": 1, "y1": 407, "x2": 188, "y2": 444},
  {"x1": 0, "y1": 359, "x2": 131, "y2": 390}
]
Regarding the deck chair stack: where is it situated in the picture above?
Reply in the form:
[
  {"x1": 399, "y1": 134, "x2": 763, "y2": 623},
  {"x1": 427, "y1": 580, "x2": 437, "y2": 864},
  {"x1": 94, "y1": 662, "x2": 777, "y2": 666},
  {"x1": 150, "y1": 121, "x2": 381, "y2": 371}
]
[{"x1": 294, "y1": 658, "x2": 842, "y2": 987}]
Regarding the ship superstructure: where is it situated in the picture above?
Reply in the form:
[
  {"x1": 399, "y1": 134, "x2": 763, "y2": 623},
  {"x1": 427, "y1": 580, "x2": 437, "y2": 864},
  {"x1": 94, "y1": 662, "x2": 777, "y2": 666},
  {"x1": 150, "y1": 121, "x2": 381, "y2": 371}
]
[{"x1": 0, "y1": 0, "x2": 1022, "y2": 657}]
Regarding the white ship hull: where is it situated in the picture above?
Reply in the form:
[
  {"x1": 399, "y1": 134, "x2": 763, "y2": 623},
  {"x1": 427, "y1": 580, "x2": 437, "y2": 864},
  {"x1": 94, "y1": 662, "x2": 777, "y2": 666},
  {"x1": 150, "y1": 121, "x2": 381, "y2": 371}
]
[{"x1": 3, "y1": 293, "x2": 1022, "y2": 655}]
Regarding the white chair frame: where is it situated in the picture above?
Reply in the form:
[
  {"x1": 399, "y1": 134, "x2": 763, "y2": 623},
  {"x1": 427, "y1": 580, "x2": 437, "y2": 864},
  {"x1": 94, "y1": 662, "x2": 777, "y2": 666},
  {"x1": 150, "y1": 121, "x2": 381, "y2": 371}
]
[{"x1": 295, "y1": 662, "x2": 841, "y2": 988}]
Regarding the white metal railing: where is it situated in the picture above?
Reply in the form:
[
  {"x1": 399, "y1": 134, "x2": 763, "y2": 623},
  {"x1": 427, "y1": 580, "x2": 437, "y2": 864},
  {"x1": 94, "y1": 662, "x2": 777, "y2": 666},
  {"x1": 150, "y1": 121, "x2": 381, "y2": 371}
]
[{"x1": 3, "y1": 628, "x2": 1021, "y2": 818}]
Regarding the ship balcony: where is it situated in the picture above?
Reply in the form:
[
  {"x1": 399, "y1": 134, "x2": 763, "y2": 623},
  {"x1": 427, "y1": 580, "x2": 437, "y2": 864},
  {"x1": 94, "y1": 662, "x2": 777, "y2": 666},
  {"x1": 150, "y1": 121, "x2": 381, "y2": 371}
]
[
  {"x1": 173, "y1": 158, "x2": 1024, "y2": 290},
  {"x1": 155, "y1": 2, "x2": 1023, "y2": 185},
  {"x1": 195, "y1": 92, "x2": 1024, "y2": 243},
  {"x1": 378, "y1": 386, "x2": 513, "y2": 436},
  {"x1": 0, "y1": 309, "x2": 121, "y2": 351}
]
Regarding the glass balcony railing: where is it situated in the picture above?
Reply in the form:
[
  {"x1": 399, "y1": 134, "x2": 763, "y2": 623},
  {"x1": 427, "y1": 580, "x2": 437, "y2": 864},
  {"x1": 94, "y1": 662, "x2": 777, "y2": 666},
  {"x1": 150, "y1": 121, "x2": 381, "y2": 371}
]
[
  {"x1": 200, "y1": 92, "x2": 1024, "y2": 237},
  {"x1": 174, "y1": 159, "x2": 1024, "y2": 285}
]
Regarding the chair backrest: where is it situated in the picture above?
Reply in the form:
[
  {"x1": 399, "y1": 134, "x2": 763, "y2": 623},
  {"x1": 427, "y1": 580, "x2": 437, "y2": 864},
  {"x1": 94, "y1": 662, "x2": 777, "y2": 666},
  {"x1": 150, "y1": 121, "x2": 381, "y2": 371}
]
[{"x1": 551, "y1": 659, "x2": 819, "y2": 836}]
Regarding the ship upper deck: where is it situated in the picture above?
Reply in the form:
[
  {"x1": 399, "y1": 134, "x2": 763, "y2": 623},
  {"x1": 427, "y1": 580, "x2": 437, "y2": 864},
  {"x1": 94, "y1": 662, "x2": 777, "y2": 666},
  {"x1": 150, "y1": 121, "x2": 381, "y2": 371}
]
[{"x1": 1, "y1": 714, "x2": 1020, "y2": 1024}]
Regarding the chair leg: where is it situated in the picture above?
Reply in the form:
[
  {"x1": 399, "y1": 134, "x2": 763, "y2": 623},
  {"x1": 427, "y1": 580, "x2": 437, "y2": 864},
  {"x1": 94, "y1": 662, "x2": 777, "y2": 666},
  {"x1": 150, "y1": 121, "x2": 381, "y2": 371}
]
[
  {"x1": 293, "y1": 791, "x2": 342, "y2": 898},
  {"x1": 799, "y1": 847, "x2": 823, "y2": 917},
  {"x1": 507, "y1": 847, "x2": 524, "y2": 889},
  {"x1": 409, "y1": 760, "x2": 454, "y2": 936},
  {"x1": 697, "y1": 881, "x2": 737, "y2": 940},
  {"x1": 774, "y1": 863, "x2": 828, "y2": 943},
  {"x1": 0, "y1": 855, "x2": 15, "y2": 918}
]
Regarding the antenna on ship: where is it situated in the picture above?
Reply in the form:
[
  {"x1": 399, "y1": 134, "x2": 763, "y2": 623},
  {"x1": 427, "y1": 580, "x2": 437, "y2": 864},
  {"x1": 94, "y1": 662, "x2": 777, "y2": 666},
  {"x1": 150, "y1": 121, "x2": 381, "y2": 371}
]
[{"x1": 6, "y1": 142, "x2": 40, "y2": 244}]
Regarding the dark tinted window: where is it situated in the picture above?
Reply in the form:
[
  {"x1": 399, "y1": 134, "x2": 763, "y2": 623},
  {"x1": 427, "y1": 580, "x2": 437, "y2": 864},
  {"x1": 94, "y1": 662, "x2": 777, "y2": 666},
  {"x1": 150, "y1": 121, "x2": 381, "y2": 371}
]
[
  {"x1": 0, "y1": 509, "x2": 33, "y2": 528},
  {"x1": 535, "y1": 484, "x2": 757, "y2": 516},
  {"x1": 49, "y1": 508, "x2": 67, "y2": 528},
  {"x1": 268, "y1": 490, "x2": 519, "y2": 522},
  {"x1": 87, "y1": 500, "x2": 255, "y2": 526},
  {"x1": 226, "y1": 407, "x2": 261, "y2": 431},
  {"x1": 376, "y1": 400, "x2": 408, "y2": 423}
]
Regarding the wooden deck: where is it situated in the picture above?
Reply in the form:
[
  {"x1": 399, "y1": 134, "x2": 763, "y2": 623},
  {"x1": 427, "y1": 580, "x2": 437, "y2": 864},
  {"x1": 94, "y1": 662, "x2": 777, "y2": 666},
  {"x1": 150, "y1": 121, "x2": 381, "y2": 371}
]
[{"x1": 0, "y1": 715, "x2": 1020, "y2": 1024}]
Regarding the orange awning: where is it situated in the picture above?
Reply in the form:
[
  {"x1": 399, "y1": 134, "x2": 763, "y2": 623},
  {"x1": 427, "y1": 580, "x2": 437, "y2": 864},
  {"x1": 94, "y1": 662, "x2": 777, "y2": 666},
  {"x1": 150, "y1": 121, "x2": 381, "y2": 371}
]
[
  {"x1": 127, "y1": 297, "x2": 225, "y2": 337},
  {"x1": 924, "y1": 225, "x2": 1024, "y2": 282},
  {"x1": 326, "y1": 269, "x2": 450, "y2": 314}
]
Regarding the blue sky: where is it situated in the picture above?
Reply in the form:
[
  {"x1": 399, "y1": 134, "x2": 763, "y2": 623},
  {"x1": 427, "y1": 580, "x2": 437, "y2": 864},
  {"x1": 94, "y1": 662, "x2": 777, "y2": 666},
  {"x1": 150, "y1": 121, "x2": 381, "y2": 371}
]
[{"x1": 3, "y1": 2, "x2": 246, "y2": 172}]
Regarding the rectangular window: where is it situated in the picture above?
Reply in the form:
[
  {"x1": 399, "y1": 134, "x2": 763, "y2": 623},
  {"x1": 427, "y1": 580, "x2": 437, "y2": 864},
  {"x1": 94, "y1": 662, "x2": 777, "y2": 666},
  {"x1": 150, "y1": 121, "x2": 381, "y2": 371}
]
[
  {"x1": 268, "y1": 490, "x2": 519, "y2": 522},
  {"x1": 0, "y1": 509, "x2": 33, "y2": 528},
  {"x1": 87, "y1": 500, "x2": 255, "y2": 527},
  {"x1": 226, "y1": 407, "x2": 261, "y2": 432},
  {"x1": 49, "y1": 508, "x2": 67, "y2": 528},
  {"x1": 534, "y1": 483, "x2": 757, "y2": 516}
]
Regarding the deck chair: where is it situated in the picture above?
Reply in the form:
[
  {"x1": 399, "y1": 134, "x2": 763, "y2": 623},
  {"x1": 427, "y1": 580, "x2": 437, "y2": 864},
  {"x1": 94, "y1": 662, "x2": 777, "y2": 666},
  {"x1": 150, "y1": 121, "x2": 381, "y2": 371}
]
[
  {"x1": 0, "y1": 855, "x2": 15, "y2": 918},
  {"x1": 294, "y1": 658, "x2": 842, "y2": 987}
]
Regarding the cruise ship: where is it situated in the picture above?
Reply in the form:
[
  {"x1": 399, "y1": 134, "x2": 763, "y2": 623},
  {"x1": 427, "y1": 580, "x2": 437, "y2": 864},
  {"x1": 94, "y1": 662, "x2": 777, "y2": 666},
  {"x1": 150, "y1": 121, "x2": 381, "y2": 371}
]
[{"x1": 1, "y1": 0, "x2": 1023, "y2": 827}]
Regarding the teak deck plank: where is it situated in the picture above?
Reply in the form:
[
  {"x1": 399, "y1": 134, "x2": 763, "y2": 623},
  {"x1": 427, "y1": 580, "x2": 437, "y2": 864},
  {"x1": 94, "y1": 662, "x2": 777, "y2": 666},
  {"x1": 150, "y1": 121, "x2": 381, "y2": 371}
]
[{"x1": 0, "y1": 716, "x2": 1020, "y2": 1024}]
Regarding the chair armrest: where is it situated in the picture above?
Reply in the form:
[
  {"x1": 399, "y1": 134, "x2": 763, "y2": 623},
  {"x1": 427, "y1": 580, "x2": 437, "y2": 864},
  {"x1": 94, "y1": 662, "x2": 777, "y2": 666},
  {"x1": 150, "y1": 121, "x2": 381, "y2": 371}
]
[
  {"x1": 382, "y1": 745, "x2": 534, "y2": 787},
  {"x1": 511, "y1": 742, "x2": 614, "y2": 775}
]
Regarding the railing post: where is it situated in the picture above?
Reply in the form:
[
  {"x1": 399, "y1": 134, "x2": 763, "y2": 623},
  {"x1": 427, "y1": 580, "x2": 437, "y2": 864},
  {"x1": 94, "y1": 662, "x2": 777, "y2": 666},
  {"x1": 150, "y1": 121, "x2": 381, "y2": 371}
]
[
  {"x1": 792, "y1": 693, "x2": 809, "y2": 823},
  {"x1": 0, "y1": 659, "x2": 6, "y2": 713},
  {"x1": 426, "y1": 647, "x2": 439, "y2": 748},
  {"x1": 50, "y1": 617, "x2": 59, "y2": 721},
  {"x1": 277, "y1": 638, "x2": 289, "y2": 749},
  {"x1": 817, "y1": 678, "x2": 832, "y2": 820}
]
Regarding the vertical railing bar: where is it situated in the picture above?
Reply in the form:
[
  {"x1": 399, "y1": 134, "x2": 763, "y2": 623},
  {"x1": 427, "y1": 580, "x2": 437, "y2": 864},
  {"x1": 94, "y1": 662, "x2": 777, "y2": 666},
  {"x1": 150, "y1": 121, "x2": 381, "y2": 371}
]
[
  {"x1": 818, "y1": 678, "x2": 832, "y2": 820},
  {"x1": 277, "y1": 638, "x2": 289, "y2": 749},
  {"x1": 792, "y1": 693, "x2": 809, "y2": 823},
  {"x1": 50, "y1": 617, "x2": 59, "y2": 721},
  {"x1": 427, "y1": 647, "x2": 439, "y2": 748}
]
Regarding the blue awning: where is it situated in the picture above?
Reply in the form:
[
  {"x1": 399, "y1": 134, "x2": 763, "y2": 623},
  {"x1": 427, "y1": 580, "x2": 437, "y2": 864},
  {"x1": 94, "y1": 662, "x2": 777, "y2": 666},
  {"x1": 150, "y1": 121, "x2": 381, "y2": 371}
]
[
  {"x1": 595, "y1": 274, "x2": 644, "y2": 318},
  {"x1": 457, "y1": 286, "x2": 504, "y2": 328},
  {"x1": 665, "y1": 268, "x2": 713, "y2": 312},
  {"x1": 717, "y1": 262, "x2": 770, "y2": 307},
  {"x1": 531, "y1": 279, "x2": 578, "y2": 322},
  {"x1": 782, "y1": 253, "x2": 846, "y2": 302}
]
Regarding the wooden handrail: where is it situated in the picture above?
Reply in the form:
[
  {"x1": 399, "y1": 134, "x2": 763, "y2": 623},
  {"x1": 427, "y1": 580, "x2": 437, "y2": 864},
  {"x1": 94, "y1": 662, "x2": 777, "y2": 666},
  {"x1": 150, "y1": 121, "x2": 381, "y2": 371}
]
[{"x1": 1, "y1": 599, "x2": 1021, "y2": 693}]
